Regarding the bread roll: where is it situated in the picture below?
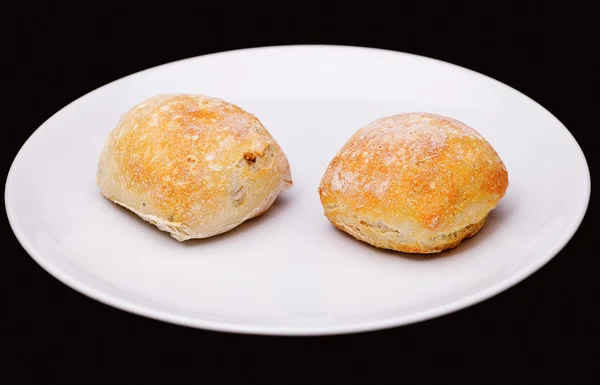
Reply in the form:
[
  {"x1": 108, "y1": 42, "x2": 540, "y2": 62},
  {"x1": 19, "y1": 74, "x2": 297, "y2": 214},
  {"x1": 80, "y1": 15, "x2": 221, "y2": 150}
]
[
  {"x1": 97, "y1": 94, "x2": 292, "y2": 241},
  {"x1": 318, "y1": 113, "x2": 508, "y2": 253}
]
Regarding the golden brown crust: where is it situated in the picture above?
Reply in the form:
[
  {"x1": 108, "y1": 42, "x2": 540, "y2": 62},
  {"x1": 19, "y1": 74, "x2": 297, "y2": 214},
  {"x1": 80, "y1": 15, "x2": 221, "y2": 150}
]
[
  {"x1": 97, "y1": 94, "x2": 292, "y2": 240},
  {"x1": 318, "y1": 113, "x2": 508, "y2": 253}
]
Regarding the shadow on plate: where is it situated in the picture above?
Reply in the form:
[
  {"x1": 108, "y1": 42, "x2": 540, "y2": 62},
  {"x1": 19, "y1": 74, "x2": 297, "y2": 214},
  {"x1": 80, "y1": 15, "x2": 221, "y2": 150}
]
[{"x1": 181, "y1": 195, "x2": 292, "y2": 247}]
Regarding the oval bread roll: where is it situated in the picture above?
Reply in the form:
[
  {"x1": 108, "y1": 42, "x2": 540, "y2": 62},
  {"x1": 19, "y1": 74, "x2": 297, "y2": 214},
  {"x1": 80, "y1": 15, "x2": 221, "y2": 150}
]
[
  {"x1": 318, "y1": 113, "x2": 508, "y2": 253},
  {"x1": 97, "y1": 94, "x2": 292, "y2": 241}
]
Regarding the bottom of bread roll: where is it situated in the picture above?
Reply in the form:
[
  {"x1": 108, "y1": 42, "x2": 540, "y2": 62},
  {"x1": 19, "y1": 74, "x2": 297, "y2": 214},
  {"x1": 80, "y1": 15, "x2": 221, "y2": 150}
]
[
  {"x1": 330, "y1": 215, "x2": 487, "y2": 254},
  {"x1": 104, "y1": 187, "x2": 285, "y2": 241}
]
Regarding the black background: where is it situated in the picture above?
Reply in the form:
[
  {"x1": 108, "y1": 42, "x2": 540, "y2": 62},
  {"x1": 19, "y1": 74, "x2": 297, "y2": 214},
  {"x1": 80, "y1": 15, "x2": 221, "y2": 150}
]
[{"x1": 3, "y1": 2, "x2": 597, "y2": 383}]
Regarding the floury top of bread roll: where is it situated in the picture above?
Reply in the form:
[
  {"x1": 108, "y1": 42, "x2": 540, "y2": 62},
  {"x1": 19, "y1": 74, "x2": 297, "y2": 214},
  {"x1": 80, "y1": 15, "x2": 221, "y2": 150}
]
[
  {"x1": 318, "y1": 112, "x2": 508, "y2": 254},
  {"x1": 97, "y1": 94, "x2": 292, "y2": 241}
]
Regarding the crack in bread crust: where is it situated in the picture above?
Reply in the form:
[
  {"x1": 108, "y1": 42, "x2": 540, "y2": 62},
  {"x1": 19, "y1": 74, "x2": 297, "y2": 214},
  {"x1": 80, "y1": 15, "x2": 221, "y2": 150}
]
[
  {"x1": 106, "y1": 177, "x2": 290, "y2": 241},
  {"x1": 330, "y1": 214, "x2": 487, "y2": 254}
]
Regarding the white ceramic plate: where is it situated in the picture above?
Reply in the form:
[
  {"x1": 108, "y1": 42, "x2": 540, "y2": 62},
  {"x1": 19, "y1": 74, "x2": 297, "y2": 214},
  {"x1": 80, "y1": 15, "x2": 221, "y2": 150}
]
[{"x1": 6, "y1": 45, "x2": 590, "y2": 335}]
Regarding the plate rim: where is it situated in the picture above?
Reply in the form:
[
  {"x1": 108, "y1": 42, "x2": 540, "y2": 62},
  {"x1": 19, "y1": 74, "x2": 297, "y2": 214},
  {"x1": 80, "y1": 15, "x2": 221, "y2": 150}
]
[{"x1": 5, "y1": 44, "x2": 591, "y2": 335}]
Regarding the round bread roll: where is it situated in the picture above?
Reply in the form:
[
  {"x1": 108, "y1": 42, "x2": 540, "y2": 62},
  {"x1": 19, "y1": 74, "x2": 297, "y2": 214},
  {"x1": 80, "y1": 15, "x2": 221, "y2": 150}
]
[
  {"x1": 318, "y1": 112, "x2": 508, "y2": 253},
  {"x1": 97, "y1": 94, "x2": 292, "y2": 241}
]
